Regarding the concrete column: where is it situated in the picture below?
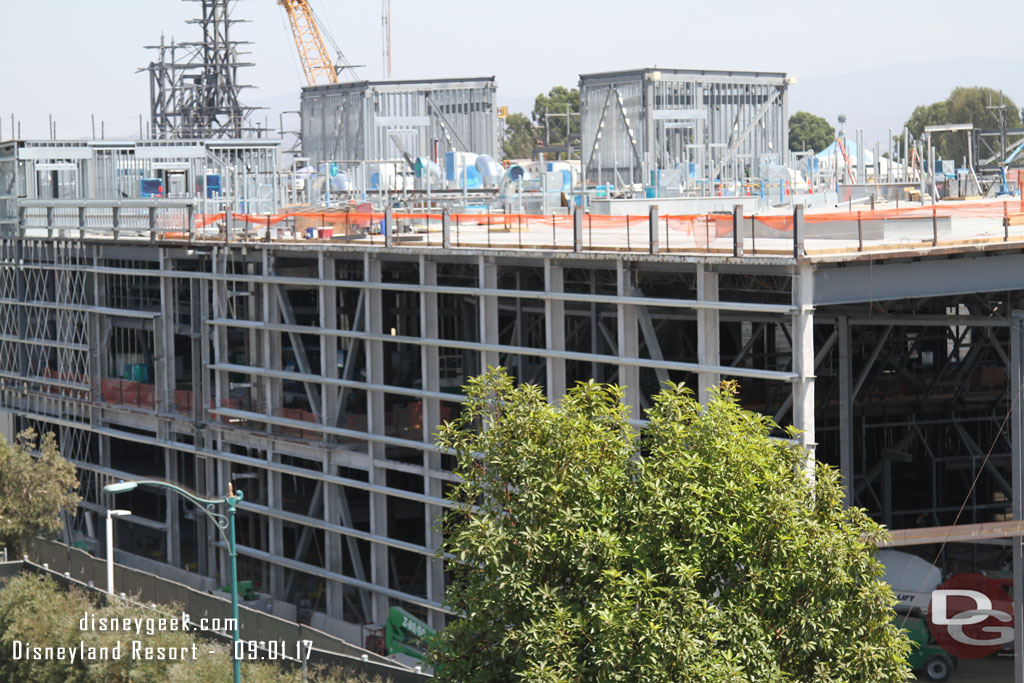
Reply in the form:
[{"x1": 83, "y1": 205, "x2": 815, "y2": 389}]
[
  {"x1": 363, "y1": 254, "x2": 389, "y2": 624},
  {"x1": 573, "y1": 206, "x2": 583, "y2": 252},
  {"x1": 732, "y1": 205, "x2": 744, "y2": 257},
  {"x1": 648, "y1": 206, "x2": 659, "y2": 255},
  {"x1": 441, "y1": 209, "x2": 451, "y2": 249},
  {"x1": 696, "y1": 264, "x2": 720, "y2": 404},
  {"x1": 792, "y1": 265, "x2": 816, "y2": 480},
  {"x1": 478, "y1": 255, "x2": 499, "y2": 369},
  {"x1": 544, "y1": 259, "x2": 566, "y2": 401},
  {"x1": 616, "y1": 261, "x2": 639, "y2": 419}
]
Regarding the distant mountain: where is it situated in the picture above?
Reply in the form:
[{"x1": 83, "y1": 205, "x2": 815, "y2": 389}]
[{"x1": 790, "y1": 57, "x2": 1024, "y2": 149}]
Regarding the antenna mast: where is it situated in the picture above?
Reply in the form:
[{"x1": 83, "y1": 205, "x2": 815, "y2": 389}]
[{"x1": 381, "y1": 0, "x2": 391, "y2": 79}]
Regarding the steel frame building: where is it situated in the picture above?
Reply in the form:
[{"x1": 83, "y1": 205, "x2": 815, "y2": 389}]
[
  {"x1": 0, "y1": 139, "x2": 282, "y2": 222},
  {"x1": 579, "y1": 68, "x2": 790, "y2": 191},
  {"x1": 5, "y1": 179, "x2": 1024, "y2": 665},
  {"x1": 300, "y1": 77, "x2": 499, "y2": 169}
]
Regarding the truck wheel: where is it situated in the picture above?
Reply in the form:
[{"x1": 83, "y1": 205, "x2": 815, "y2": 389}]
[{"x1": 924, "y1": 654, "x2": 953, "y2": 682}]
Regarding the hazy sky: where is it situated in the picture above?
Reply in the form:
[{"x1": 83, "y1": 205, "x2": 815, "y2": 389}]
[{"x1": 3, "y1": 0, "x2": 1024, "y2": 142}]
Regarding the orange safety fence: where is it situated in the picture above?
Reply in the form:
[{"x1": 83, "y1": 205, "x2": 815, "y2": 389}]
[{"x1": 172, "y1": 196, "x2": 1024, "y2": 250}]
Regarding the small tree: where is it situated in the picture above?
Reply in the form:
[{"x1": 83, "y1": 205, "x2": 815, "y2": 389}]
[
  {"x1": 0, "y1": 430, "x2": 80, "y2": 554},
  {"x1": 502, "y1": 113, "x2": 536, "y2": 160},
  {"x1": 788, "y1": 111, "x2": 835, "y2": 153},
  {"x1": 532, "y1": 86, "x2": 580, "y2": 158},
  {"x1": 430, "y1": 369, "x2": 910, "y2": 682}
]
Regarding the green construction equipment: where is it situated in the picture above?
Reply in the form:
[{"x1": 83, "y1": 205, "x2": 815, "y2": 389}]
[{"x1": 384, "y1": 606, "x2": 435, "y2": 661}]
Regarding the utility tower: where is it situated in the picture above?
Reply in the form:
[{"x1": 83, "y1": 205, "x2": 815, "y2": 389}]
[{"x1": 143, "y1": 0, "x2": 259, "y2": 139}]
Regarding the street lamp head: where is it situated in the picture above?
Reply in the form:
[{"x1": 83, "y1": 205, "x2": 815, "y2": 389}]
[
  {"x1": 104, "y1": 481, "x2": 138, "y2": 494},
  {"x1": 108, "y1": 509, "x2": 133, "y2": 518}
]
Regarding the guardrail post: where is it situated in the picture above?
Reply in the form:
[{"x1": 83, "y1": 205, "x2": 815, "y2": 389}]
[
  {"x1": 112, "y1": 206, "x2": 120, "y2": 241},
  {"x1": 384, "y1": 207, "x2": 394, "y2": 247},
  {"x1": 187, "y1": 204, "x2": 195, "y2": 242},
  {"x1": 149, "y1": 206, "x2": 157, "y2": 243},
  {"x1": 792, "y1": 204, "x2": 804, "y2": 259},
  {"x1": 932, "y1": 206, "x2": 938, "y2": 247},
  {"x1": 45, "y1": 206, "x2": 53, "y2": 239},
  {"x1": 649, "y1": 205, "x2": 659, "y2": 255},
  {"x1": 78, "y1": 206, "x2": 86, "y2": 239},
  {"x1": 573, "y1": 205, "x2": 583, "y2": 252},
  {"x1": 732, "y1": 205, "x2": 744, "y2": 257},
  {"x1": 441, "y1": 208, "x2": 451, "y2": 248}
]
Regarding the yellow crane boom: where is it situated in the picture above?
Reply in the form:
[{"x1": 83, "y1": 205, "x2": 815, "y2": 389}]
[{"x1": 278, "y1": 0, "x2": 339, "y2": 86}]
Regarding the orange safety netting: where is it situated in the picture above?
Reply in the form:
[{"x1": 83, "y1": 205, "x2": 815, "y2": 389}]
[{"x1": 182, "y1": 196, "x2": 1024, "y2": 243}]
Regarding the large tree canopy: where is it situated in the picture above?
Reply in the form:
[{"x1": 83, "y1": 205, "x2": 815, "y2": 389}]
[
  {"x1": 905, "y1": 86, "x2": 1021, "y2": 164},
  {"x1": 430, "y1": 369, "x2": 910, "y2": 682},
  {"x1": 0, "y1": 430, "x2": 79, "y2": 553},
  {"x1": 789, "y1": 111, "x2": 835, "y2": 153}
]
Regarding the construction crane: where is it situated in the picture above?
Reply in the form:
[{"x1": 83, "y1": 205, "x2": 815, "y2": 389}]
[{"x1": 278, "y1": 0, "x2": 342, "y2": 86}]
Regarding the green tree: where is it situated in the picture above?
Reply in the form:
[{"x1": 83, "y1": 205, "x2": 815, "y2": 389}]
[
  {"x1": 0, "y1": 573, "x2": 388, "y2": 682},
  {"x1": 501, "y1": 112, "x2": 536, "y2": 160},
  {"x1": 532, "y1": 86, "x2": 580, "y2": 159},
  {"x1": 788, "y1": 111, "x2": 835, "y2": 153},
  {"x1": 905, "y1": 86, "x2": 1021, "y2": 164},
  {"x1": 430, "y1": 369, "x2": 911, "y2": 682},
  {"x1": 0, "y1": 430, "x2": 79, "y2": 554}
]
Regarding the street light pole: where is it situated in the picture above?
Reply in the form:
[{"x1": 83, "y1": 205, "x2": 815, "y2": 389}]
[
  {"x1": 105, "y1": 509, "x2": 132, "y2": 594},
  {"x1": 104, "y1": 479, "x2": 245, "y2": 683}
]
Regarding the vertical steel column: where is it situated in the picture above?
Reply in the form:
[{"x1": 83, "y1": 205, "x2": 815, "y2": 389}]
[
  {"x1": 420, "y1": 255, "x2": 445, "y2": 630},
  {"x1": 212, "y1": 248, "x2": 230, "y2": 428},
  {"x1": 478, "y1": 255, "x2": 499, "y2": 369},
  {"x1": 164, "y1": 449, "x2": 179, "y2": 567},
  {"x1": 792, "y1": 265, "x2": 816, "y2": 479},
  {"x1": 320, "y1": 252, "x2": 344, "y2": 621},
  {"x1": 363, "y1": 253, "x2": 389, "y2": 623},
  {"x1": 544, "y1": 259, "x2": 566, "y2": 401},
  {"x1": 1011, "y1": 312, "x2": 1024, "y2": 683},
  {"x1": 696, "y1": 264, "x2": 720, "y2": 404},
  {"x1": 261, "y1": 249, "x2": 284, "y2": 596},
  {"x1": 156, "y1": 250, "x2": 176, "y2": 414},
  {"x1": 616, "y1": 260, "x2": 639, "y2": 419},
  {"x1": 262, "y1": 250, "x2": 282, "y2": 431},
  {"x1": 266, "y1": 451, "x2": 285, "y2": 599},
  {"x1": 319, "y1": 253, "x2": 339, "y2": 431},
  {"x1": 839, "y1": 316, "x2": 853, "y2": 505}
]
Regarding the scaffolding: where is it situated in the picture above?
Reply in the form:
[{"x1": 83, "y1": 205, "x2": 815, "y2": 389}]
[{"x1": 143, "y1": 0, "x2": 259, "y2": 139}]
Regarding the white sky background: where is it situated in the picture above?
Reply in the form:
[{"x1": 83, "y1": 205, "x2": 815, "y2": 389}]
[{"x1": 2, "y1": 0, "x2": 1024, "y2": 147}]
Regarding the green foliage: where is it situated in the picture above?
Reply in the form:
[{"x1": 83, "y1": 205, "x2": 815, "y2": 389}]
[
  {"x1": 430, "y1": 369, "x2": 912, "y2": 682},
  {"x1": 532, "y1": 86, "x2": 580, "y2": 158},
  {"x1": 905, "y1": 87, "x2": 1021, "y2": 163},
  {"x1": 788, "y1": 111, "x2": 835, "y2": 153},
  {"x1": 0, "y1": 430, "x2": 80, "y2": 554},
  {"x1": 0, "y1": 573, "x2": 387, "y2": 682},
  {"x1": 502, "y1": 113, "x2": 536, "y2": 160}
]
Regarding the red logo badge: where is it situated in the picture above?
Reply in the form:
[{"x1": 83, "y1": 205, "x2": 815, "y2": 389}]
[{"x1": 927, "y1": 573, "x2": 1013, "y2": 659}]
